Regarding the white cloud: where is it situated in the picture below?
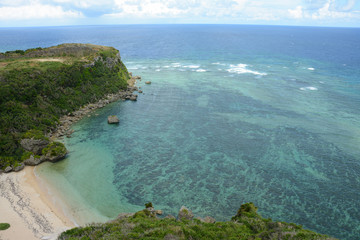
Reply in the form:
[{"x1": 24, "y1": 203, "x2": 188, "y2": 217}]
[
  {"x1": 311, "y1": 0, "x2": 355, "y2": 19},
  {"x1": 342, "y1": 0, "x2": 355, "y2": 11},
  {"x1": 287, "y1": 0, "x2": 360, "y2": 22},
  {"x1": 0, "y1": 3, "x2": 83, "y2": 20},
  {"x1": 288, "y1": 6, "x2": 303, "y2": 19},
  {"x1": 0, "y1": 0, "x2": 359, "y2": 26}
]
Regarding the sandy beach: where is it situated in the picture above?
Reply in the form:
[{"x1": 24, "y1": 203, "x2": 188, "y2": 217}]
[{"x1": 0, "y1": 167, "x2": 75, "y2": 240}]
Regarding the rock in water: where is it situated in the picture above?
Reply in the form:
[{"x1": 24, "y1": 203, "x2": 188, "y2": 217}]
[
  {"x1": 145, "y1": 81, "x2": 151, "y2": 84},
  {"x1": 178, "y1": 206, "x2": 194, "y2": 221},
  {"x1": 108, "y1": 115, "x2": 120, "y2": 124}
]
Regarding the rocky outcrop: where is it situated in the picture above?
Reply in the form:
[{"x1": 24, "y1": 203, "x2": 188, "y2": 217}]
[
  {"x1": 24, "y1": 155, "x2": 45, "y2": 166},
  {"x1": 20, "y1": 138, "x2": 49, "y2": 155},
  {"x1": 41, "y1": 142, "x2": 67, "y2": 163},
  {"x1": 44, "y1": 152, "x2": 66, "y2": 163},
  {"x1": 145, "y1": 81, "x2": 151, "y2": 84},
  {"x1": 178, "y1": 206, "x2": 194, "y2": 221},
  {"x1": 108, "y1": 115, "x2": 120, "y2": 124},
  {"x1": 14, "y1": 163, "x2": 25, "y2": 172}
]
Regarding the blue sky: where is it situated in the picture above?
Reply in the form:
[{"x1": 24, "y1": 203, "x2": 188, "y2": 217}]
[{"x1": 0, "y1": 0, "x2": 359, "y2": 27}]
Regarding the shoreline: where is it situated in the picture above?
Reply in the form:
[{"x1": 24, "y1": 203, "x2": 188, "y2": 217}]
[
  {"x1": 0, "y1": 167, "x2": 75, "y2": 240},
  {"x1": 0, "y1": 76, "x2": 141, "y2": 239},
  {"x1": 50, "y1": 75, "x2": 139, "y2": 139}
]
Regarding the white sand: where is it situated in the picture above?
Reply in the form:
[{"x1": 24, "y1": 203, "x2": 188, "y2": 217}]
[{"x1": 0, "y1": 167, "x2": 75, "y2": 240}]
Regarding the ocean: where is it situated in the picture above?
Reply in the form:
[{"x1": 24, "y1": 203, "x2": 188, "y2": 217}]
[{"x1": 1, "y1": 25, "x2": 359, "y2": 239}]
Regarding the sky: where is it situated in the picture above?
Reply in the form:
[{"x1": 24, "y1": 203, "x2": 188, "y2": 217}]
[{"x1": 0, "y1": 0, "x2": 359, "y2": 27}]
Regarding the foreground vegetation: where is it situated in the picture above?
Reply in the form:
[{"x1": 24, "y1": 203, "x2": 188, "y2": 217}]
[
  {"x1": 0, "y1": 223, "x2": 10, "y2": 231},
  {"x1": 0, "y1": 44, "x2": 130, "y2": 170},
  {"x1": 59, "y1": 203, "x2": 335, "y2": 240}
]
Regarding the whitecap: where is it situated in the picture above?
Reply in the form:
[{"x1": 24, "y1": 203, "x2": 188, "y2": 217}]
[
  {"x1": 212, "y1": 62, "x2": 225, "y2": 65},
  {"x1": 127, "y1": 67, "x2": 139, "y2": 70},
  {"x1": 196, "y1": 69, "x2": 207, "y2": 72},
  {"x1": 227, "y1": 64, "x2": 267, "y2": 76},
  {"x1": 171, "y1": 63, "x2": 182, "y2": 67},
  {"x1": 308, "y1": 67, "x2": 315, "y2": 71},
  {"x1": 155, "y1": 69, "x2": 161, "y2": 72},
  {"x1": 184, "y1": 65, "x2": 200, "y2": 69},
  {"x1": 300, "y1": 86, "x2": 318, "y2": 91},
  {"x1": 163, "y1": 65, "x2": 171, "y2": 68}
]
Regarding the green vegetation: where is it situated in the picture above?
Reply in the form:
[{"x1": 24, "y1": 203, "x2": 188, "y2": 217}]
[
  {"x1": 58, "y1": 203, "x2": 335, "y2": 240},
  {"x1": 0, "y1": 44, "x2": 130, "y2": 169},
  {"x1": 42, "y1": 142, "x2": 67, "y2": 157},
  {"x1": 0, "y1": 223, "x2": 10, "y2": 231}
]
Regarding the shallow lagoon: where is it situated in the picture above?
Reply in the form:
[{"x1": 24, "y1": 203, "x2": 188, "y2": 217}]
[{"x1": 2, "y1": 25, "x2": 358, "y2": 239}]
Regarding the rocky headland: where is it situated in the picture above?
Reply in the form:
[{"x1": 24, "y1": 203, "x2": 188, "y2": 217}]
[{"x1": 0, "y1": 43, "x2": 136, "y2": 173}]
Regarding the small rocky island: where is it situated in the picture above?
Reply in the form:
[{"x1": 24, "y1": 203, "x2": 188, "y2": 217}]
[{"x1": 0, "y1": 43, "x2": 139, "y2": 173}]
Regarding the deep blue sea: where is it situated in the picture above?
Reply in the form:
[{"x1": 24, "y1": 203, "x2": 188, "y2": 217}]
[{"x1": 1, "y1": 25, "x2": 360, "y2": 239}]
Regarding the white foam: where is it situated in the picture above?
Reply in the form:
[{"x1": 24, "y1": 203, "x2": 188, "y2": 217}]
[
  {"x1": 300, "y1": 86, "x2": 318, "y2": 91},
  {"x1": 227, "y1": 64, "x2": 267, "y2": 76},
  {"x1": 155, "y1": 69, "x2": 161, "y2": 72},
  {"x1": 212, "y1": 62, "x2": 225, "y2": 66},
  {"x1": 127, "y1": 67, "x2": 139, "y2": 70},
  {"x1": 196, "y1": 69, "x2": 207, "y2": 72},
  {"x1": 163, "y1": 65, "x2": 171, "y2": 68},
  {"x1": 171, "y1": 63, "x2": 182, "y2": 67},
  {"x1": 308, "y1": 67, "x2": 315, "y2": 71},
  {"x1": 184, "y1": 65, "x2": 200, "y2": 69}
]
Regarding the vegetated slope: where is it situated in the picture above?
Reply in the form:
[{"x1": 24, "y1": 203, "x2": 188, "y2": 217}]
[
  {"x1": 0, "y1": 44, "x2": 130, "y2": 169},
  {"x1": 59, "y1": 202, "x2": 336, "y2": 240}
]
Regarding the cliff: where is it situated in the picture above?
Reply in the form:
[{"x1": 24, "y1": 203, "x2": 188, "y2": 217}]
[
  {"x1": 0, "y1": 44, "x2": 131, "y2": 172},
  {"x1": 59, "y1": 202, "x2": 336, "y2": 240}
]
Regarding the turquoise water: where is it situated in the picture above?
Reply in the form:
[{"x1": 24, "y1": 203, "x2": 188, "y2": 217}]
[{"x1": 1, "y1": 25, "x2": 360, "y2": 239}]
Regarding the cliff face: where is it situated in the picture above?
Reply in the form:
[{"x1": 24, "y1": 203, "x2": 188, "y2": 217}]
[{"x1": 0, "y1": 44, "x2": 130, "y2": 172}]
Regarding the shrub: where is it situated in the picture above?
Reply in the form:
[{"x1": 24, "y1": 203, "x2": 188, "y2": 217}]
[{"x1": 0, "y1": 223, "x2": 10, "y2": 231}]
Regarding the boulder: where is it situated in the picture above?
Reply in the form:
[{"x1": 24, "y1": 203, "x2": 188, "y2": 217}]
[
  {"x1": 24, "y1": 155, "x2": 45, "y2": 166},
  {"x1": 4, "y1": 166, "x2": 12, "y2": 173},
  {"x1": 130, "y1": 95, "x2": 137, "y2": 101},
  {"x1": 44, "y1": 150, "x2": 67, "y2": 163},
  {"x1": 134, "y1": 76, "x2": 141, "y2": 79},
  {"x1": 145, "y1": 81, "x2": 151, "y2": 84},
  {"x1": 20, "y1": 138, "x2": 49, "y2": 155},
  {"x1": 108, "y1": 115, "x2": 120, "y2": 124},
  {"x1": 155, "y1": 210, "x2": 163, "y2": 215},
  {"x1": 178, "y1": 206, "x2": 194, "y2": 221},
  {"x1": 14, "y1": 163, "x2": 25, "y2": 172},
  {"x1": 138, "y1": 90, "x2": 143, "y2": 93},
  {"x1": 203, "y1": 216, "x2": 216, "y2": 223}
]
